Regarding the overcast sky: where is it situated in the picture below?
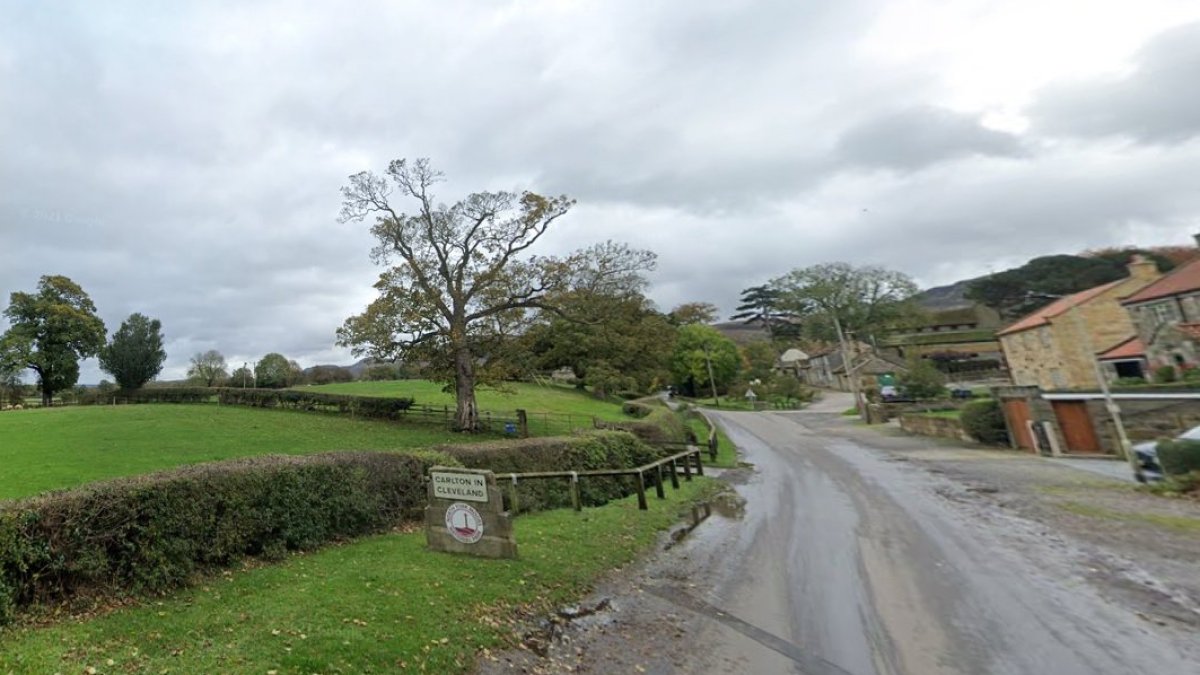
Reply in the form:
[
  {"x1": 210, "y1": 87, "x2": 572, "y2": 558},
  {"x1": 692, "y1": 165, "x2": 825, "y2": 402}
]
[{"x1": 4, "y1": 0, "x2": 1200, "y2": 382}]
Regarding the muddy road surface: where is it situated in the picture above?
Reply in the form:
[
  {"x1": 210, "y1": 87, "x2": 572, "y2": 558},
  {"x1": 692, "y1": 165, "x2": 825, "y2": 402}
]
[{"x1": 481, "y1": 403, "x2": 1198, "y2": 674}]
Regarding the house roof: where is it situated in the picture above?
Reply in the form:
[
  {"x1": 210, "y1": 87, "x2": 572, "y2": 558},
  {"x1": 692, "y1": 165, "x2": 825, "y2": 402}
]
[
  {"x1": 995, "y1": 279, "x2": 1126, "y2": 336},
  {"x1": 1097, "y1": 337, "x2": 1145, "y2": 361},
  {"x1": 779, "y1": 348, "x2": 809, "y2": 363},
  {"x1": 1122, "y1": 256, "x2": 1200, "y2": 305}
]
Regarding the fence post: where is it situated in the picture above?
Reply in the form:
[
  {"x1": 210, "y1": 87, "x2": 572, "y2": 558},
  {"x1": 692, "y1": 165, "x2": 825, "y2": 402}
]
[
  {"x1": 708, "y1": 432, "x2": 718, "y2": 461},
  {"x1": 517, "y1": 409, "x2": 529, "y2": 438},
  {"x1": 508, "y1": 475, "x2": 520, "y2": 515},
  {"x1": 682, "y1": 452, "x2": 692, "y2": 481},
  {"x1": 635, "y1": 471, "x2": 648, "y2": 510},
  {"x1": 570, "y1": 471, "x2": 581, "y2": 511},
  {"x1": 694, "y1": 449, "x2": 705, "y2": 476},
  {"x1": 668, "y1": 458, "x2": 680, "y2": 489},
  {"x1": 654, "y1": 465, "x2": 666, "y2": 499}
]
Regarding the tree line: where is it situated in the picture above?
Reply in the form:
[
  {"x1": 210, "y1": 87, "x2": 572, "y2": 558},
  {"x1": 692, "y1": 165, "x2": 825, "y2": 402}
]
[{"x1": 3, "y1": 157, "x2": 932, "y2": 425}]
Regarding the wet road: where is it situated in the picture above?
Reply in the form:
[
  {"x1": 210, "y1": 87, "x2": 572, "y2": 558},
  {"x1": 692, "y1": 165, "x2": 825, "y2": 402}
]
[{"x1": 676, "y1": 406, "x2": 1198, "y2": 675}]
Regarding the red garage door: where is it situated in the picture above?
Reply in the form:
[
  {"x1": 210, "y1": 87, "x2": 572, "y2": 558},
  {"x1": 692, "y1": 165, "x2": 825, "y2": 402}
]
[
  {"x1": 1003, "y1": 399, "x2": 1034, "y2": 451},
  {"x1": 1052, "y1": 401, "x2": 1102, "y2": 454}
]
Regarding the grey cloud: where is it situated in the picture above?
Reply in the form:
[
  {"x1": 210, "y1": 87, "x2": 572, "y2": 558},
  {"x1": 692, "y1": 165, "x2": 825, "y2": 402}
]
[
  {"x1": 836, "y1": 107, "x2": 1027, "y2": 170},
  {"x1": 1030, "y1": 21, "x2": 1200, "y2": 143},
  {"x1": 2, "y1": 1, "x2": 1200, "y2": 385}
]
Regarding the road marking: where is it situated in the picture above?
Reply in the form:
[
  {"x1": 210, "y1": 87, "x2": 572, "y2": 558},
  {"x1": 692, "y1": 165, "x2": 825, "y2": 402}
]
[{"x1": 643, "y1": 585, "x2": 862, "y2": 675}]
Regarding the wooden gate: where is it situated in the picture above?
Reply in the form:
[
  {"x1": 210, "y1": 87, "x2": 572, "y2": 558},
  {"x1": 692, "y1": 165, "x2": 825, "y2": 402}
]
[
  {"x1": 1003, "y1": 399, "x2": 1034, "y2": 450},
  {"x1": 1052, "y1": 401, "x2": 1102, "y2": 454}
]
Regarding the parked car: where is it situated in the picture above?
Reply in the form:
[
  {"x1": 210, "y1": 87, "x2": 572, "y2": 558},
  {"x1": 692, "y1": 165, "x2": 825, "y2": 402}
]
[{"x1": 1131, "y1": 425, "x2": 1200, "y2": 482}]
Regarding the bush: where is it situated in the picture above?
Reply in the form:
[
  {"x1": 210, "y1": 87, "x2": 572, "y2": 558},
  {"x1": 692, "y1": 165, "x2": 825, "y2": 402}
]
[
  {"x1": 1155, "y1": 365, "x2": 1177, "y2": 383},
  {"x1": 1156, "y1": 439, "x2": 1200, "y2": 476},
  {"x1": 437, "y1": 431, "x2": 664, "y2": 513},
  {"x1": 960, "y1": 399, "x2": 1009, "y2": 445},
  {"x1": 898, "y1": 360, "x2": 946, "y2": 401},
  {"x1": 0, "y1": 450, "x2": 453, "y2": 624},
  {"x1": 606, "y1": 402, "x2": 687, "y2": 445}
]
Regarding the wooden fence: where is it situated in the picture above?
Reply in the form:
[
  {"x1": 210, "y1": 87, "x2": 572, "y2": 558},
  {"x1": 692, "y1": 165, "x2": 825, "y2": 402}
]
[{"x1": 502, "y1": 446, "x2": 706, "y2": 512}]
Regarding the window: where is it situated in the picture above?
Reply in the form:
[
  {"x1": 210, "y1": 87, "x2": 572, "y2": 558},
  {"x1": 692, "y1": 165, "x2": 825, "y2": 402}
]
[{"x1": 1153, "y1": 303, "x2": 1174, "y2": 325}]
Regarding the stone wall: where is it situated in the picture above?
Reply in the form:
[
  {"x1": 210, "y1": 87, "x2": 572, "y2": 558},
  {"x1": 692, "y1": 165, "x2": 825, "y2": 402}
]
[
  {"x1": 899, "y1": 413, "x2": 972, "y2": 443},
  {"x1": 1084, "y1": 398, "x2": 1200, "y2": 453}
]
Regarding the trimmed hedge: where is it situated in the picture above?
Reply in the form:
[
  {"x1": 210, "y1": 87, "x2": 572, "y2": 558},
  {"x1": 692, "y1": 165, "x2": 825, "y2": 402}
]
[
  {"x1": 438, "y1": 431, "x2": 664, "y2": 513},
  {"x1": 960, "y1": 399, "x2": 1009, "y2": 445},
  {"x1": 605, "y1": 400, "x2": 687, "y2": 445},
  {"x1": 0, "y1": 450, "x2": 453, "y2": 624},
  {"x1": 80, "y1": 386, "x2": 416, "y2": 421},
  {"x1": 1157, "y1": 439, "x2": 1200, "y2": 476}
]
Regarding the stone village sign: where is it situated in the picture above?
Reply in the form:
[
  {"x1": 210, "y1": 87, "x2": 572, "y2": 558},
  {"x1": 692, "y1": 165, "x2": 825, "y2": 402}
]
[{"x1": 425, "y1": 466, "x2": 518, "y2": 559}]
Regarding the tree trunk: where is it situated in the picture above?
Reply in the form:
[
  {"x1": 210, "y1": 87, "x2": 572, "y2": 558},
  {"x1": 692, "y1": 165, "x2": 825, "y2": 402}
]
[
  {"x1": 454, "y1": 347, "x2": 479, "y2": 432},
  {"x1": 41, "y1": 385, "x2": 52, "y2": 407}
]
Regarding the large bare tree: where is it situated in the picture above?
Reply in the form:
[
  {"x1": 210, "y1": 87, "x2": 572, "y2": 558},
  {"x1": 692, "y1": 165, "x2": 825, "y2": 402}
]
[{"x1": 337, "y1": 158, "x2": 653, "y2": 431}]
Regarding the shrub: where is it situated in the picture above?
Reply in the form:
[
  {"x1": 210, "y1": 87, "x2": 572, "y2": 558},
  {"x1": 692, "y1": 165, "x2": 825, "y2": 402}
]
[
  {"x1": 898, "y1": 360, "x2": 946, "y2": 401},
  {"x1": 606, "y1": 403, "x2": 687, "y2": 445},
  {"x1": 0, "y1": 450, "x2": 453, "y2": 624},
  {"x1": 960, "y1": 399, "x2": 1009, "y2": 445},
  {"x1": 437, "y1": 431, "x2": 664, "y2": 513},
  {"x1": 1156, "y1": 439, "x2": 1200, "y2": 476},
  {"x1": 1155, "y1": 365, "x2": 1178, "y2": 383}
]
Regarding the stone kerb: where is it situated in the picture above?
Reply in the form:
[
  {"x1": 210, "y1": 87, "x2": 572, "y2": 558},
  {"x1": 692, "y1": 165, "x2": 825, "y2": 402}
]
[{"x1": 424, "y1": 466, "x2": 518, "y2": 559}]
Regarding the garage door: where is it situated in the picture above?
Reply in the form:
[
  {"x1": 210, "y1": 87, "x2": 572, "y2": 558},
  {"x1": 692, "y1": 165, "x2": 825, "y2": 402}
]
[
  {"x1": 1003, "y1": 399, "x2": 1034, "y2": 451},
  {"x1": 1052, "y1": 401, "x2": 1102, "y2": 454}
]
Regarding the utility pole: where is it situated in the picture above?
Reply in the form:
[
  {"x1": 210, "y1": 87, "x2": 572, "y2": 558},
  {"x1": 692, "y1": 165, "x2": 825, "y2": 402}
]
[
  {"x1": 702, "y1": 343, "x2": 720, "y2": 407},
  {"x1": 1029, "y1": 293, "x2": 1142, "y2": 481},
  {"x1": 1068, "y1": 306, "x2": 1141, "y2": 481},
  {"x1": 833, "y1": 314, "x2": 865, "y2": 421}
]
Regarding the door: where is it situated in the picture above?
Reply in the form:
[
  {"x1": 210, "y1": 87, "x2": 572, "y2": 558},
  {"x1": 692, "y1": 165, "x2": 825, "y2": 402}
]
[
  {"x1": 1052, "y1": 401, "x2": 1102, "y2": 454},
  {"x1": 1003, "y1": 399, "x2": 1034, "y2": 451}
]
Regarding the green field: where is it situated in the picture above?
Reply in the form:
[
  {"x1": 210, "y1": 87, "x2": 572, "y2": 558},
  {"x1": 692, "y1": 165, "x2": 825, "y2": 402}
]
[
  {"x1": 301, "y1": 380, "x2": 627, "y2": 420},
  {"x1": 0, "y1": 405, "x2": 487, "y2": 501},
  {"x1": 0, "y1": 478, "x2": 715, "y2": 674}
]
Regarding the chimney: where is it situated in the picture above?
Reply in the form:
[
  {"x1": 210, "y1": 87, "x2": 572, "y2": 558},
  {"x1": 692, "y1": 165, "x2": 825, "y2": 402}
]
[
  {"x1": 1127, "y1": 254, "x2": 1159, "y2": 281},
  {"x1": 1193, "y1": 232, "x2": 1200, "y2": 248}
]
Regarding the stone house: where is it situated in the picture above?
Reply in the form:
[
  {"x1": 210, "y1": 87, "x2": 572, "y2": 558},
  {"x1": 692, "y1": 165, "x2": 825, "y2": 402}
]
[
  {"x1": 996, "y1": 257, "x2": 1161, "y2": 391},
  {"x1": 1120, "y1": 254, "x2": 1200, "y2": 380},
  {"x1": 879, "y1": 303, "x2": 1003, "y2": 367}
]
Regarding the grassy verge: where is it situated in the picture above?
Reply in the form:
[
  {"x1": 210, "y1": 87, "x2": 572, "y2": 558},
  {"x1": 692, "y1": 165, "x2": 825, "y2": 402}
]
[
  {"x1": 299, "y1": 381, "x2": 628, "y2": 421},
  {"x1": 1057, "y1": 500, "x2": 1200, "y2": 533},
  {"x1": 0, "y1": 478, "x2": 716, "y2": 674},
  {"x1": 0, "y1": 405, "x2": 491, "y2": 501},
  {"x1": 684, "y1": 416, "x2": 738, "y2": 468}
]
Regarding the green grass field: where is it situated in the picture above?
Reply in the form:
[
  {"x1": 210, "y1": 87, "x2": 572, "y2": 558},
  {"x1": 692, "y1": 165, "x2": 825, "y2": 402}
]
[
  {"x1": 301, "y1": 380, "x2": 627, "y2": 420},
  {"x1": 0, "y1": 478, "x2": 715, "y2": 674},
  {"x1": 0, "y1": 405, "x2": 487, "y2": 501}
]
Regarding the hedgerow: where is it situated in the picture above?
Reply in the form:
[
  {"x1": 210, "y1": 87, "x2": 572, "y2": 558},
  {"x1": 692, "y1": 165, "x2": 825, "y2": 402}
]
[
  {"x1": 78, "y1": 387, "x2": 416, "y2": 420},
  {"x1": 0, "y1": 450, "x2": 452, "y2": 624},
  {"x1": 960, "y1": 399, "x2": 1009, "y2": 445}
]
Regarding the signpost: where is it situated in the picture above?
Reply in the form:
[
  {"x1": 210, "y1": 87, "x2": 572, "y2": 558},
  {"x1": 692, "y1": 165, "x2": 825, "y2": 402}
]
[{"x1": 425, "y1": 466, "x2": 518, "y2": 559}]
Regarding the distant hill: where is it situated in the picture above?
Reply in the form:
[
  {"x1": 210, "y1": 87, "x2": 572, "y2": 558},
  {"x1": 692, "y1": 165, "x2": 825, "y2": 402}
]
[{"x1": 914, "y1": 278, "x2": 983, "y2": 310}]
